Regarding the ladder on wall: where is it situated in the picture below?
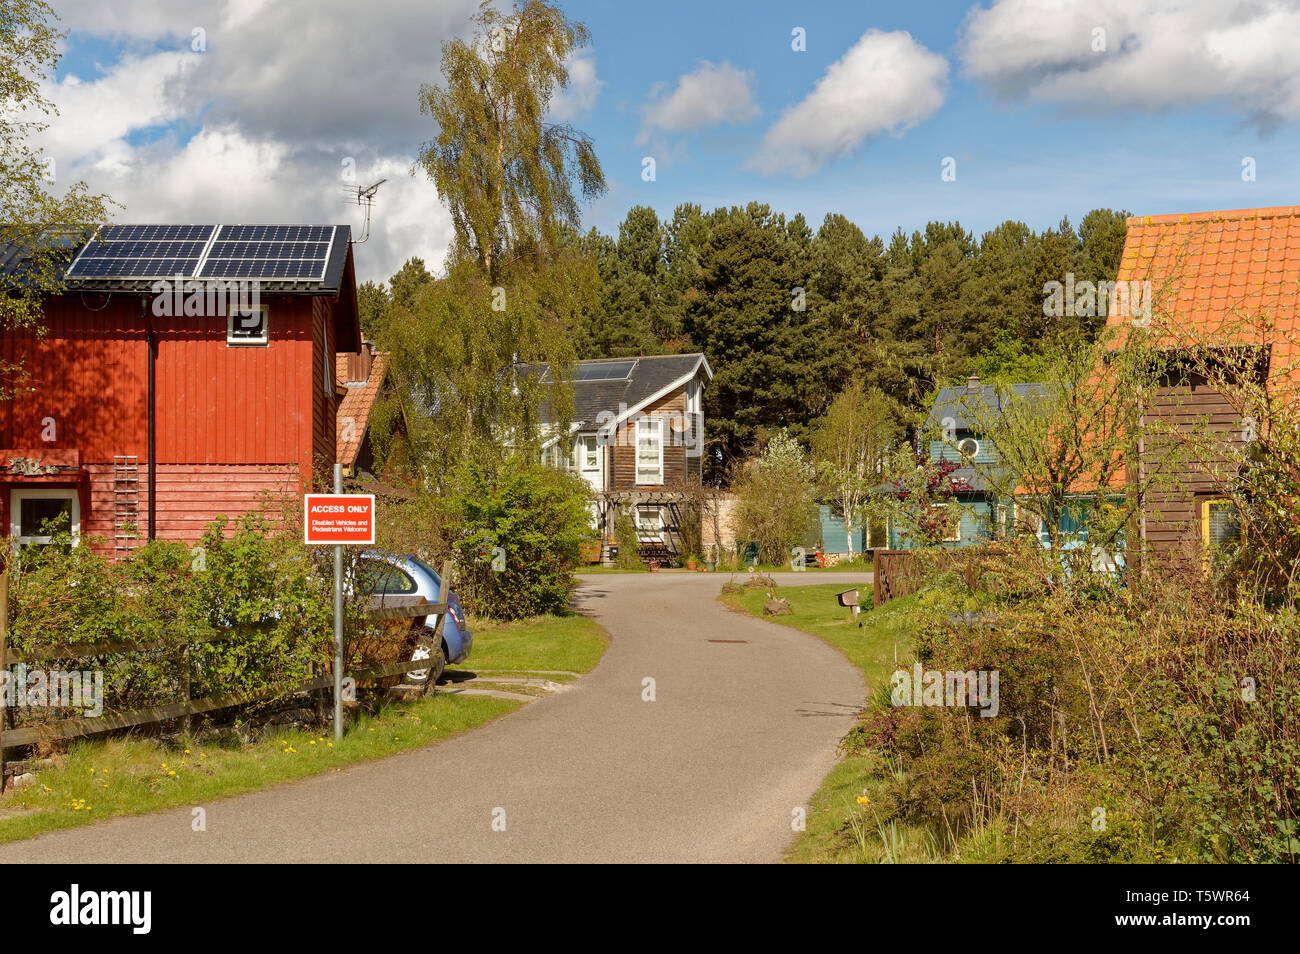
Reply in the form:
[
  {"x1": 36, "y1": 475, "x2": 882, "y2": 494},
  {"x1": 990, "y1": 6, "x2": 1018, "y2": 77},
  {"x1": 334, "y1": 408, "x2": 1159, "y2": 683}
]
[{"x1": 113, "y1": 455, "x2": 140, "y2": 561}]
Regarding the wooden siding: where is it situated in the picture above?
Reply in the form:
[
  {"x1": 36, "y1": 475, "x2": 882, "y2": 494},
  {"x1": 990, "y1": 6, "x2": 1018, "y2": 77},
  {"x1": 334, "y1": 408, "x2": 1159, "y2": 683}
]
[
  {"x1": 153, "y1": 298, "x2": 315, "y2": 467},
  {"x1": 0, "y1": 296, "x2": 148, "y2": 459},
  {"x1": 1140, "y1": 373, "x2": 1245, "y2": 550},
  {"x1": 0, "y1": 292, "x2": 340, "y2": 553},
  {"x1": 1, "y1": 294, "x2": 318, "y2": 467},
  {"x1": 311, "y1": 295, "x2": 337, "y2": 478},
  {"x1": 608, "y1": 389, "x2": 691, "y2": 491}
]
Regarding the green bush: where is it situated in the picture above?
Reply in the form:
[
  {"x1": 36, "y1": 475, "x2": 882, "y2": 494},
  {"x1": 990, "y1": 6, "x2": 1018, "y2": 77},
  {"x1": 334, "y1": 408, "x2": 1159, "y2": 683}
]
[
  {"x1": 6, "y1": 514, "x2": 332, "y2": 721},
  {"x1": 447, "y1": 458, "x2": 591, "y2": 619},
  {"x1": 613, "y1": 511, "x2": 644, "y2": 569}
]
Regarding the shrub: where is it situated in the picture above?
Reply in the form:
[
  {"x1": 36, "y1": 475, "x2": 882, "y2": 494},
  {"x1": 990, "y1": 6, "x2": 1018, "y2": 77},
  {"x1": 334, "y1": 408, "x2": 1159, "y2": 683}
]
[
  {"x1": 613, "y1": 511, "x2": 644, "y2": 569},
  {"x1": 6, "y1": 513, "x2": 333, "y2": 721},
  {"x1": 733, "y1": 429, "x2": 817, "y2": 566},
  {"x1": 447, "y1": 458, "x2": 591, "y2": 619}
]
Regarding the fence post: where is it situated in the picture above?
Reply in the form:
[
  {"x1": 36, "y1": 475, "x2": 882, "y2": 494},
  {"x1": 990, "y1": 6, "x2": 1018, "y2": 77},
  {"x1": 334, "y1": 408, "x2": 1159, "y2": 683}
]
[
  {"x1": 873, "y1": 553, "x2": 883, "y2": 608},
  {"x1": 180, "y1": 644, "x2": 192, "y2": 738},
  {"x1": 1, "y1": 569, "x2": 8, "y2": 793}
]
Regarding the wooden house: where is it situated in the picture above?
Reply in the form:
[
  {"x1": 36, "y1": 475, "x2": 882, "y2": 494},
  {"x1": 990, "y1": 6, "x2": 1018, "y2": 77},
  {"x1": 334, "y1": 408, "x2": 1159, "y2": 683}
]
[
  {"x1": 1105, "y1": 205, "x2": 1300, "y2": 556},
  {"x1": 889, "y1": 374, "x2": 1044, "y2": 548},
  {"x1": 0, "y1": 224, "x2": 360, "y2": 554},
  {"x1": 537, "y1": 353, "x2": 712, "y2": 563}
]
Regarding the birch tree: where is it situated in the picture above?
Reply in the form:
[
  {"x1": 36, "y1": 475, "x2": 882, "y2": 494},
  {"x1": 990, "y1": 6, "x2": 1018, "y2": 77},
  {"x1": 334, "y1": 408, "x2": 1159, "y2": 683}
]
[
  {"x1": 812, "y1": 382, "x2": 899, "y2": 560},
  {"x1": 1, "y1": 0, "x2": 114, "y2": 397}
]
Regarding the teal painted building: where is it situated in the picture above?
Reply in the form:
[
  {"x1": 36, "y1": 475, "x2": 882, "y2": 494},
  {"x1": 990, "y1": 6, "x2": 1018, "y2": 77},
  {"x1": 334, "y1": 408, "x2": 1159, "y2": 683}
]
[{"x1": 888, "y1": 375, "x2": 1042, "y2": 550}]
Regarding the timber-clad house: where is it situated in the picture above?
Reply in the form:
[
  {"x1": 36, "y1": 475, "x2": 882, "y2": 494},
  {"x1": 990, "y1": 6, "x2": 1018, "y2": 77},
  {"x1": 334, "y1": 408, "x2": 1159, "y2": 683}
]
[
  {"x1": 536, "y1": 353, "x2": 712, "y2": 564},
  {"x1": 0, "y1": 224, "x2": 362, "y2": 555},
  {"x1": 1106, "y1": 204, "x2": 1300, "y2": 557}
]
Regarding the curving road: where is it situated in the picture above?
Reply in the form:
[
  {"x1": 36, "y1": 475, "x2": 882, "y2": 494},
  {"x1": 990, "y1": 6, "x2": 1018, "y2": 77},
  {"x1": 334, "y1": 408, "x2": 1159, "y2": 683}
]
[{"x1": 0, "y1": 571, "x2": 868, "y2": 863}]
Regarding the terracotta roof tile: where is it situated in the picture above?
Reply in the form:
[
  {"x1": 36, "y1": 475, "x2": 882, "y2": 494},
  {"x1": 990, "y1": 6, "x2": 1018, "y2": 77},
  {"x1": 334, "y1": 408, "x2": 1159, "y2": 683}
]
[
  {"x1": 335, "y1": 351, "x2": 389, "y2": 468},
  {"x1": 1106, "y1": 204, "x2": 1300, "y2": 383}
]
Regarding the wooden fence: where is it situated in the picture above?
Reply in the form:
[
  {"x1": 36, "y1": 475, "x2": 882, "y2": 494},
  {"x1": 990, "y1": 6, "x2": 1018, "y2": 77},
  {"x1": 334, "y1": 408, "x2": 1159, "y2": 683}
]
[
  {"x1": 0, "y1": 563, "x2": 451, "y2": 791},
  {"x1": 872, "y1": 549, "x2": 922, "y2": 607}
]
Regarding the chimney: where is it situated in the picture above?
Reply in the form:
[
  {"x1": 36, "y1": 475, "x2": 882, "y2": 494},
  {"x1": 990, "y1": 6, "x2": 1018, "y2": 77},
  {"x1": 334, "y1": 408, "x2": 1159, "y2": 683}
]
[
  {"x1": 344, "y1": 341, "x2": 374, "y2": 387},
  {"x1": 967, "y1": 372, "x2": 981, "y2": 392}
]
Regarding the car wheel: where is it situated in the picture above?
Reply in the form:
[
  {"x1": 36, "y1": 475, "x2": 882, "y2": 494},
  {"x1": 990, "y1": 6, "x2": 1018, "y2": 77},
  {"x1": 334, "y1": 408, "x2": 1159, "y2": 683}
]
[{"x1": 407, "y1": 627, "x2": 446, "y2": 686}]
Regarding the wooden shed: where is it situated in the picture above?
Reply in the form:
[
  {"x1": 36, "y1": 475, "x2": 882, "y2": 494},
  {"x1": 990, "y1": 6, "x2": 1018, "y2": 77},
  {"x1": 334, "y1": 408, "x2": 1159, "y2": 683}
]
[
  {"x1": 0, "y1": 224, "x2": 360, "y2": 554},
  {"x1": 1106, "y1": 205, "x2": 1300, "y2": 554}
]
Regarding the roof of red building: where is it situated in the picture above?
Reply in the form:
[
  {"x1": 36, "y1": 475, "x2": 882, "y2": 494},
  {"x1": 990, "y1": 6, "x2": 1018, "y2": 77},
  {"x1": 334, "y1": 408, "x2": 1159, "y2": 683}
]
[
  {"x1": 1107, "y1": 204, "x2": 1300, "y2": 378},
  {"x1": 335, "y1": 351, "x2": 389, "y2": 469}
]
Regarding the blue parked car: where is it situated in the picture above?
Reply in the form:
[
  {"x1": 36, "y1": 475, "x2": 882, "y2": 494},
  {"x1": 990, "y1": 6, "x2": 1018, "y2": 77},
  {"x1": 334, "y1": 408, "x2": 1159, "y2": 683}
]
[{"x1": 357, "y1": 552, "x2": 472, "y2": 686}]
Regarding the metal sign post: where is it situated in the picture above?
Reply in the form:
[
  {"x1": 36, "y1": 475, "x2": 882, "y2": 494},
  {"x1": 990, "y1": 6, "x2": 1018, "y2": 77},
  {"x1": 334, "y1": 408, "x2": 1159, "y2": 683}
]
[
  {"x1": 333, "y1": 464, "x2": 344, "y2": 741},
  {"x1": 303, "y1": 469, "x2": 375, "y2": 743}
]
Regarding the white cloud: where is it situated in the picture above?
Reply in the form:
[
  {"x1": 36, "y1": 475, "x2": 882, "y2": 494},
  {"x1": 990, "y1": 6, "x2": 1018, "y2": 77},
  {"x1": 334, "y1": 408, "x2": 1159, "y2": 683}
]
[
  {"x1": 549, "y1": 49, "x2": 605, "y2": 122},
  {"x1": 35, "y1": 0, "x2": 474, "y2": 282},
  {"x1": 959, "y1": 0, "x2": 1300, "y2": 125},
  {"x1": 37, "y1": 51, "x2": 196, "y2": 173},
  {"x1": 638, "y1": 60, "x2": 759, "y2": 142},
  {"x1": 750, "y1": 30, "x2": 948, "y2": 177}
]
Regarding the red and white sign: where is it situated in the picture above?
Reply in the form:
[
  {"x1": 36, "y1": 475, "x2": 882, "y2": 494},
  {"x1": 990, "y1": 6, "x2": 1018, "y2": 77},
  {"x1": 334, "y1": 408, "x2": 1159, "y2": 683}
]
[{"x1": 304, "y1": 494, "x2": 375, "y2": 545}]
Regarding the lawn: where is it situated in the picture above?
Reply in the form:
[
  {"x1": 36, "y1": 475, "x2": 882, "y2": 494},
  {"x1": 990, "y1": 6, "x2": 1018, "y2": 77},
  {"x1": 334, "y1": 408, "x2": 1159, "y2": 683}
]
[
  {"x1": 720, "y1": 581, "x2": 914, "y2": 683},
  {"x1": 719, "y1": 582, "x2": 924, "y2": 863},
  {"x1": 0, "y1": 611, "x2": 610, "y2": 844},
  {"x1": 463, "y1": 610, "x2": 608, "y2": 674}
]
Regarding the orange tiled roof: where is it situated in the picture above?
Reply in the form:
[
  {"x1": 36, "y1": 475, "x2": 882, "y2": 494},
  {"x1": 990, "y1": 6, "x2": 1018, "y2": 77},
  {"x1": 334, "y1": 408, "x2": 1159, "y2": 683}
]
[
  {"x1": 1107, "y1": 204, "x2": 1300, "y2": 381},
  {"x1": 335, "y1": 351, "x2": 389, "y2": 468}
]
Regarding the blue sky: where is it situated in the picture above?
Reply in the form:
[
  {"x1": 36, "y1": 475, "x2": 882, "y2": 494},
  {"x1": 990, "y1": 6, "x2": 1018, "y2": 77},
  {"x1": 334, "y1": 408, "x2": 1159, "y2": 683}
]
[{"x1": 38, "y1": 0, "x2": 1300, "y2": 281}]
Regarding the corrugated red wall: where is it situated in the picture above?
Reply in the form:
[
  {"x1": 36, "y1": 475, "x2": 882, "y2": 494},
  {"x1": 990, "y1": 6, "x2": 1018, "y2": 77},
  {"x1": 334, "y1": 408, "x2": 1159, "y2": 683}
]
[{"x1": 0, "y1": 293, "x2": 331, "y2": 550}]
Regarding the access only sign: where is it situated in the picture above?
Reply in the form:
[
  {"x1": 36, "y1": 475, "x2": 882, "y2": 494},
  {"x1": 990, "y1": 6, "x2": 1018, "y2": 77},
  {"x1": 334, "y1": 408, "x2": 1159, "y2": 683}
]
[{"x1": 304, "y1": 494, "x2": 376, "y2": 545}]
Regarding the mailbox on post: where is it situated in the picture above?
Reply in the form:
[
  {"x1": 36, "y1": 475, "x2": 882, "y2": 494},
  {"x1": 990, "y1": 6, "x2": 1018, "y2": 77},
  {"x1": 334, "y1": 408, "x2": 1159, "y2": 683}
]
[{"x1": 837, "y1": 587, "x2": 861, "y2": 623}]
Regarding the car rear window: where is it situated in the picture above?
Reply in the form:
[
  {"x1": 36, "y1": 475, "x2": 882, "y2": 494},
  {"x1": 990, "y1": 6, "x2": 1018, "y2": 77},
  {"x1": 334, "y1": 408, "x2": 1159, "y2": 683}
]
[{"x1": 358, "y1": 559, "x2": 418, "y2": 595}]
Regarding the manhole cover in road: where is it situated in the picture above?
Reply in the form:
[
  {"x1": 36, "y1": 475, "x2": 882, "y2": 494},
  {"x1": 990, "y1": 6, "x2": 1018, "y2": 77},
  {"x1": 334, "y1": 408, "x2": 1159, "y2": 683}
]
[{"x1": 707, "y1": 639, "x2": 748, "y2": 643}]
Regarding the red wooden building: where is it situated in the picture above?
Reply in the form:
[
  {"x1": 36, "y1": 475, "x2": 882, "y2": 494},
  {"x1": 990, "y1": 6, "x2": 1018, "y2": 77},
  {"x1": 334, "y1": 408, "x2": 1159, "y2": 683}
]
[{"x1": 0, "y1": 224, "x2": 360, "y2": 554}]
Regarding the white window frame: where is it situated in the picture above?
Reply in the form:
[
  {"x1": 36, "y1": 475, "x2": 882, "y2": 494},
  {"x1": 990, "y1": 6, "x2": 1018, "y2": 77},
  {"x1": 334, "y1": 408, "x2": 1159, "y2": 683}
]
[
  {"x1": 578, "y1": 435, "x2": 600, "y2": 472},
  {"x1": 10, "y1": 488, "x2": 80, "y2": 550},
  {"x1": 687, "y1": 379, "x2": 702, "y2": 437},
  {"x1": 636, "y1": 505, "x2": 663, "y2": 540},
  {"x1": 635, "y1": 418, "x2": 664, "y2": 485},
  {"x1": 543, "y1": 441, "x2": 569, "y2": 470},
  {"x1": 957, "y1": 437, "x2": 980, "y2": 459},
  {"x1": 228, "y1": 303, "x2": 269, "y2": 346}
]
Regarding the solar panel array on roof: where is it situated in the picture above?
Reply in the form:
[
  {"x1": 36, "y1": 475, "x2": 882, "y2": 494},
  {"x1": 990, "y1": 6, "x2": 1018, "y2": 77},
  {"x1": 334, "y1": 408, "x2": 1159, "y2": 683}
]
[
  {"x1": 575, "y1": 360, "x2": 635, "y2": 381},
  {"x1": 63, "y1": 224, "x2": 343, "y2": 284},
  {"x1": 66, "y1": 224, "x2": 216, "y2": 280},
  {"x1": 197, "y1": 225, "x2": 335, "y2": 281}
]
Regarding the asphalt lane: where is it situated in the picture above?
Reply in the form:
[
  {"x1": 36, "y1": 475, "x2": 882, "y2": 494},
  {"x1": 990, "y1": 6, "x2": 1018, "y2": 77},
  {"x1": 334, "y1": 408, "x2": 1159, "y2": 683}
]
[{"x1": 0, "y1": 571, "x2": 868, "y2": 863}]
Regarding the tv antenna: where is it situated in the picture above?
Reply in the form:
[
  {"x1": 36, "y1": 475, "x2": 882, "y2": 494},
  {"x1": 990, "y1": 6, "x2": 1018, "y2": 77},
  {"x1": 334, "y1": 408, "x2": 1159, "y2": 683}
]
[{"x1": 345, "y1": 178, "x2": 387, "y2": 244}]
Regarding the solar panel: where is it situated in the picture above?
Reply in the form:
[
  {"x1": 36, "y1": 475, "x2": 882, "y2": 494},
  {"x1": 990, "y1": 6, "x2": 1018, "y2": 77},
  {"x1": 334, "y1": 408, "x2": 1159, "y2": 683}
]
[
  {"x1": 197, "y1": 225, "x2": 336, "y2": 281},
  {"x1": 64, "y1": 224, "x2": 343, "y2": 285},
  {"x1": 576, "y1": 360, "x2": 635, "y2": 381},
  {"x1": 66, "y1": 225, "x2": 216, "y2": 280}
]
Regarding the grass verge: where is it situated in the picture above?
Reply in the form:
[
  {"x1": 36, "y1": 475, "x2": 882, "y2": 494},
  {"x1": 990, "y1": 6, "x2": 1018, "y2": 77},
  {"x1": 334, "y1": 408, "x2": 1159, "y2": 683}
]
[
  {"x1": 0, "y1": 693, "x2": 517, "y2": 844},
  {"x1": 463, "y1": 610, "x2": 608, "y2": 674}
]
